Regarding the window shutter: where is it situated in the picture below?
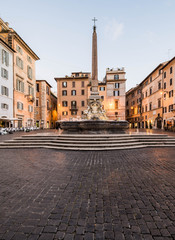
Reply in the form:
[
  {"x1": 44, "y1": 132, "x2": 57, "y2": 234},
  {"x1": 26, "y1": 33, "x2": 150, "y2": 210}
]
[
  {"x1": 1, "y1": 68, "x2": 3, "y2": 77},
  {"x1": 113, "y1": 91, "x2": 115, "y2": 96},
  {"x1": 32, "y1": 87, "x2": 34, "y2": 97},
  {"x1": 21, "y1": 60, "x2": 23, "y2": 69},
  {"x1": 6, "y1": 70, "x2": 8, "y2": 79},
  {"x1": 2, "y1": 50, "x2": 5, "y2": 64},
  {"x1": 7, "y1": 88, "x2": 9, "y2": 96},
  {"x1": 22, "y1": 82, "x2": 24, "y2": 93},
  {"x1": 22, "y1": 103, "x2": 23, "y2": 110},
  {"x1": 17, "y1": 102, "x2": 19, "y2": 109},
  {"x1": 6, "y1": 52, "x2": 9, "y2": 66}
]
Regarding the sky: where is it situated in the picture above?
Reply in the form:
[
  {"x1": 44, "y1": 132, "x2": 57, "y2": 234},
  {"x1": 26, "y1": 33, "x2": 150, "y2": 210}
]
[{"x1": 0, "y1": 0, "x2": 175, "y2": 92}]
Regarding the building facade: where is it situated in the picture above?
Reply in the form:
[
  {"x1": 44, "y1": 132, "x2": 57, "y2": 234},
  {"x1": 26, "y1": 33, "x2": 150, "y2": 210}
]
[
  {"x1": 36, "y1": 80, "x2": 57, "y2": 129},
  {"x1": 104, "y1": 68, "x2": 126, "y2": 120},
  {"x1": 55, "y1": 68, "x2": 126, "y2": 121},
  {"x1": 0, "y1": 18, "x2": 39, "y2": 128},
  {"x1": 126, "y1": 57, "x2": 175, "y2": 129},
  {"x1": 55, "y1": 72, "x2": 91, "y2": 120},
  {"x1": 0, "y1": 38, "x2": 14, "y2": 127},
  {"x1": 126, "y1": 84, "x2": 142, "y2": 128}
]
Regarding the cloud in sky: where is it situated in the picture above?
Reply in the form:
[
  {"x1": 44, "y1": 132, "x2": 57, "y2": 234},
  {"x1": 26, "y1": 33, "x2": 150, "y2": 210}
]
[{"x1": 104, "y1": 19, "x2": 124, "y2": 41}]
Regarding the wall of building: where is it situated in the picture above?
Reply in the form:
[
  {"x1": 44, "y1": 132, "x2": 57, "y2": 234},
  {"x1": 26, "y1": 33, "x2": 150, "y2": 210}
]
[
  {"x1": 56, "y1": 76, "x2": 89, "y2": 120},
  {"x1": 0, "y1": 41, "x2": 13, "y2": 127}
]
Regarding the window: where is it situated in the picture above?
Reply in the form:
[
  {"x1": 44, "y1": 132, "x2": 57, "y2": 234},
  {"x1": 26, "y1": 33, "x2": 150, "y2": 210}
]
[
  {"x1": 16, "y1": 79, "x2": 24, "y2": 92},
  {"x1": 81, "y1": 81, "x2": 84, "y2": 87},
  {"x1": 149, "y1": 102, "x2": 152, "y2": 111},
  {"x1": 27, "y1": 55, "x2": 32, "y2": 63},
  {"x1": 16, "y1": 56, "x2": 23, "y2": 69},
  {"x1": 1, "y1": 68, "x2": 8, "y2": 79},
  {"x1": 159, "y1": 69, "x2": 161, "y2": 75},
  {"x1": 150, "y1": 87, "x2": 152, "y2": 95},
  {"x1": 150, "y1": 76, "x2": 152, "y2": 82},
  {"x1": 47, "y1": 100, "x2": 49, "y2": 110},
  {"x1": 62, "y1": 82, "x2": 67, "y2": 87},
  {"x1": 113, "y1": 90, "x2": 120, "y2": 96},
  {"x1": 1, "y1": 86, "x2": 9, "y2": 96},
  {"x1": 163, "y1": 107, "x2": 167, "y2": 113},
  {"x1": 132, "y1": 93, "x2": 135, "y2": 98},
  {"x1": 62, "y1": 101, "x2": 67, "y2": 107},
  {"x1": 146, "y1": 91, "x2": 148, "y2": 97},
  {"x1": 81, "y1": 101, "x2": 85, "y2": 107},
  {"x1": 169, "y1": 104, "x2": 173, "y2": 112},
  {"x1": 164, "y1": 82, "x2": 166, "y2": 89},
  {"x1": 170, "y1": 67, "x2": 173, "y2": 74},
  {"x1": 28, "y1": 105, "x2": 33, "y2": 112},
  {"x1": 169, "y1": 90, "x2": 173, "y2": 98},
  {"x1": 101, "y1": 96, "x2": 104, "y2": 100},
  {"x1": 75, "y1": 73, "x2": 79, "y2": 77},
  {"x1": 46, "y1": 86, "x2": 49, "y2": 95},
  {"x1": 145, "y1": 81, "x2": 148, "y2": 86},
  {"x1": 62, "y1": 90, "x2": 67, "y2": 96},
  {"x1": 71, "y1": 90, "x2": 76, "y2": 96},
  {"x1": 36, "y1": 99, "x2": 39, "y2": 107},
  {"x1": 62, "y1": 111, "x2": 68, "y2": 116},
  {"x1": 71, "y1": 101, "x2": 77, "y2": 107},
  {"x1": 1, "y1": 103, "x2": 8, "y2": 109},
  {"x1": 142, "y1": 107, "x2": 144, "y2": 113},
  {"x1": 170, "y1": 78, "x2": 172, "y2": 86},
  {"x1": 81, "y1": 111, "x2": 84, "y2": 115},
  {"x1": 72, "y1": 82, "x2": 75, "y2": 88},
  {"x1": 164, "y1": 93, "x2": 166, "y2": 99},
  {"x1": 28, "y1": 85, "x2": 34, "y2": 96},
  {"x1": 115, "y1": 83, "x2": 120, "y2": 88},
  {"x1": 2, "y1": 49, "x2": 9, "y2": 66},
  {"x1": 71, "y1": 111, "x2": 77, "y2": 115},
  {"x1": 27, "y1": 66, "x2": 32, "y2": 79},
  {"x1": 158, "y1": 81, "x2": 161, "y2": 90},
  {"x1": 114, "y1": 74, "x2": 119, "y2": 80},
  {"x1": 115, "y1": 101, "x2": 118, "y2": 109},
  {"x1": 36, "y1": 83, "x2": 39, "y2": 92},
  {"x1": 126, "y1": 101, "x2": 128, "y2": 106},
  {"x1": 99, "y1": 87, "x2": 105, "y2": 91},
  {"x1": 16, "y1": 45, "x2": 23, "y2": 55},
  {"x1": 81, "y1": 89, "x2": 84, "y2": 95},
  {"x1": 17, "y1": 102, "x2": 23, "y2": 110},
  {"x1": 164, "y1": 72, "x2": 166, "y2": 78},
  {"x1": 158, "y1": 98, "x2": 161, "y2": 108},
  {"x1": 145, "y1": 105, "x2": 148, "y2": 112}
]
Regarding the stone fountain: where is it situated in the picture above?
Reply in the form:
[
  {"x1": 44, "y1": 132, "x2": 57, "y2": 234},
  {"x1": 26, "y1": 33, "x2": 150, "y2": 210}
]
[{"x1": 60, "y1": 19, "x2": 128, "y2": 132}]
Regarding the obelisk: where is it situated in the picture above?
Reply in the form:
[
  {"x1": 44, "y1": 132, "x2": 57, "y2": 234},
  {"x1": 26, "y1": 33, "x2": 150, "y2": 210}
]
[{"x1": 90, "y1": 17, "x2": 100, "y2": 99}]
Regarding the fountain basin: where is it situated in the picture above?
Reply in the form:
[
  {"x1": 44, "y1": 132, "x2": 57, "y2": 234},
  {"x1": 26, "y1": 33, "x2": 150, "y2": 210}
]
[{"x1": 59, "y1": 120, "x2": 129, "y2": 132}]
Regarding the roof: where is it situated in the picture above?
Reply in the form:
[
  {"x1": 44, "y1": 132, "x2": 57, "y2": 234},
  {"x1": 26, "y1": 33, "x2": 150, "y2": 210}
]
[
  {"x1": 51, "y1": 91, "x2": 57, "y2": 98},
  {"x1": 140, "y1": 62, "x2": 167, "y2": 85},
  {"x1": 55, "y1": 76, "x2": 89, "y2": 81},
  {"x1": 0, "y1": 38, "x2": 15, "y2": 53},
  {"x1": 36, "y1": 80, "x2": 52, "y2": 88},
  {"x1": 161, "y1": 56, "x2": 175, "y2": 69},
  {"x1": 0, "y1": 18, "x2": 39, "y2": 60}
]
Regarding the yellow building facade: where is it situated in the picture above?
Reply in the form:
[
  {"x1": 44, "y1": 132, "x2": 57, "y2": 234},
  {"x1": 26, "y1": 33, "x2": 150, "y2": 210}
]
[
  {"x1": 36, "y1": 80, "x2": 57, "y2": 129},
  {"x1": 126, "y1": 57, "x2": 175, "y2": 129},
  {"x1": 0, "y1": 18, "x2": 39, "y2": 128}
]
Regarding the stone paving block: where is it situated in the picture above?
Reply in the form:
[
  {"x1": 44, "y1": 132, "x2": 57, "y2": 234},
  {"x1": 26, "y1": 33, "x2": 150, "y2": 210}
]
[{"x1": 0, "y1": 148, "x2": 175, "y2": 239}]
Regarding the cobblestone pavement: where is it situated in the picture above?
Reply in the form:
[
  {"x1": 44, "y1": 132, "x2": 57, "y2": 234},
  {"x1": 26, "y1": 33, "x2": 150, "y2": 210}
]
[{"x1": 1, "y1": 148, "x2": 175, "y2": 240}]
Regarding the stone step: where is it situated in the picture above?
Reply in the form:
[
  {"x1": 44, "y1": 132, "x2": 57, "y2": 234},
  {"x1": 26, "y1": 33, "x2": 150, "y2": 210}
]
[
  {"x1": 0, "y1": 144, "x2": 174, "y2": 151},
  {"x1": 1, "y1": 142, "x2": 175, "y2": 148}
]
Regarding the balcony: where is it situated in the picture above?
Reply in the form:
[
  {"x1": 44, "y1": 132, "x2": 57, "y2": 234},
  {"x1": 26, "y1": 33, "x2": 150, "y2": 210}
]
[{"x1": 69, "y1": 106, "x2": 78, "y2": 111}]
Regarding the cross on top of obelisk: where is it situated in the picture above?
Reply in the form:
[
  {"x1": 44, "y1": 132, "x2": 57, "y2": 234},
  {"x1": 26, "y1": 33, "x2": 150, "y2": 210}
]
[{"x1": 92, "y1": 17, "x2": 97, "y2": 27}]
